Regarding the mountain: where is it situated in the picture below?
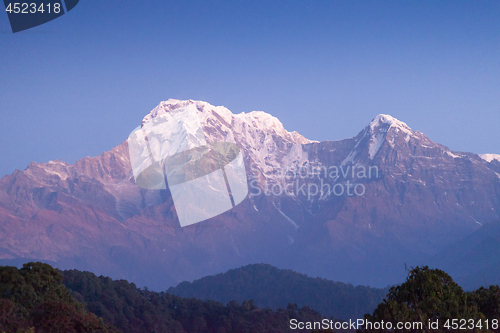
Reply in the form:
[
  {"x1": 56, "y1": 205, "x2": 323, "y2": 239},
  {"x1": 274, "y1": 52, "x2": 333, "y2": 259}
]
[
  {"x1": 167, "y1": 263, "x2": 388, "y2": 321},
  {"x1": 0, "y1": 99, "x2": 499, "y2": 290},
  {"x1": 429, "y1": 220, "x2": 500, "y2": 290}
]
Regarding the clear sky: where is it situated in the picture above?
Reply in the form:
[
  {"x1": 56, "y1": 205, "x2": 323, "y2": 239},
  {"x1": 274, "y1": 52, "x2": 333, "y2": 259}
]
[{"x1": 1, "y1": 0, "x2": 499, "y2": 177}]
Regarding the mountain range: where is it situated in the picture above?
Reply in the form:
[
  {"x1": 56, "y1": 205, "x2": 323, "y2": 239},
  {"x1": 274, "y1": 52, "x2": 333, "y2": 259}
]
[{"x1": 1, "y1": 99, "x2": 499, "y2": 290}]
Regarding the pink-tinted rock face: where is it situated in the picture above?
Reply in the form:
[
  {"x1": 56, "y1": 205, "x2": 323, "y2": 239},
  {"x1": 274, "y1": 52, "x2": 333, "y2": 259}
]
[{"x1": 0, "y1": 100, "x2": 499, "y2": 289}]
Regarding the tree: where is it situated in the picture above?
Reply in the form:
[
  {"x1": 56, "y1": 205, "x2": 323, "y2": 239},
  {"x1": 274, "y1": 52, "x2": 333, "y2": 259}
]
[
  {"x1": 358, "y1": 266, "x2": 485, "y2": 332},
  {"x1": 0, "y1": 262, "x2": 120, "y2": 333},
  {"x1": 470, "y1": 285, "x2": 500, "y2": 328}
]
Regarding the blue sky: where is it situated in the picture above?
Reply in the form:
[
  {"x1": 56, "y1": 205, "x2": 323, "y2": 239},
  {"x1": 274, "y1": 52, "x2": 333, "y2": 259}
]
[{"x1": 1, "y1": 1, "x2": 499, "y2": 177}]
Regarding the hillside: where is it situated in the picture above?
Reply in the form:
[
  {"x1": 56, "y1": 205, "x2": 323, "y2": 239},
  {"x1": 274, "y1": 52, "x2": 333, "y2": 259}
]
[
  {"x1": 0, "y1": 262, "x2": 332, "y2": 333},
  {"x1": 167, "y1": 263, "x2": 389, "y2": 320},
  {"x1": 0, "y1": 262, "x2": 119, "y2": 333},
  {"x1": 62, "y1": 266, "x2": 333, "y2": 333}
]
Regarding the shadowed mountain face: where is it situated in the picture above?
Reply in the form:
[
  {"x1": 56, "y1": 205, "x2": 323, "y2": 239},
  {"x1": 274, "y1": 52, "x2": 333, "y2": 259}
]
[
  {"x1": 1, "y1": 100, "x2": 499, "y2": 290},
  {"x1": 429, "y1": 220, "x2": 500, "y2": 290}
]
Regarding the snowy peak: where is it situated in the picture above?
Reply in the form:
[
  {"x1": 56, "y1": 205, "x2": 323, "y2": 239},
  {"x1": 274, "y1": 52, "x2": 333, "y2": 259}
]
[
  {"x1": 369, "y1": 114, "x2": 414, "y2": 137},
  {"x1": 341, "y1": 113, "x2": 438, "y2": 165},
  {"x1": 142, "y1": 99, "x2": 311, "y2": 145},
  {"x1": 235, "y1": 111, "x2": 286, "y2": 136},
  {"x1": 137, "y1": 100, "x2": 313, "y2": 178},
  {"x1": 479, "y1": 154, "x2": 500, "y2": 163},
  {"x1": 363, "y1": 114, "x2": 415, "y2": 160}
]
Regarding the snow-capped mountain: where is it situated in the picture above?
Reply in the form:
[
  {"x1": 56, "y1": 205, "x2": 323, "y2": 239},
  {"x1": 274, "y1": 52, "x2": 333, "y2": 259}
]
[
  {"x1": 0, "y1": 100, "x2": 499, "y2": 289},
  {"x1": 143, "y1": 99, "x2": 312, "y2": 178}
]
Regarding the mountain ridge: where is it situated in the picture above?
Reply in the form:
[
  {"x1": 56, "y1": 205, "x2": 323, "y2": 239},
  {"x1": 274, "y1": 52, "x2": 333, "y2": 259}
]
[{"x1": 1, "y1": 99, "x2": 499, "y2": 290}]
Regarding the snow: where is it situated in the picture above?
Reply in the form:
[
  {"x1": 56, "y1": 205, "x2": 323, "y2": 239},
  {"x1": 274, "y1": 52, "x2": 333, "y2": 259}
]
[
  {"x1": 139, "y1": 103, "x2": 428, "y2": 187},
  {"x1": 365, "y1": 114, "x2": 415, "y2": 160},
  {"x1": 140, "y1": 99, "x2": 314, "y2": 185},
  {"x1": 369, "y1": 114, "x2": 414, "y2": 137},
  {"x1": 446, "y1": 151, "x2": 462, "y2": 159},
  {"x1": 143, "y1": 104, "x2": 207, "y2": 162},
  {"x1": 44, "y1": 169, "x2": 69, "y2": 180},
  {"x1": 145, "y1": 99, "x2": 312, "y2": 145},
  {"x1": 38, "y1": 160, "x2": 70, "y2": 180},
  {"x1": 369, "y1": 132, "x2": 386, "y2": 160},
  {"x1": 341, "y1": 150, "x2": 358, "y2": 165},
  {"x1": 272, "y1": 202, "x2": 298, "y2": 229},
  {"x1": 235, "y1": 111, "x2": 284, "y2": 133},
  {"x1": 479, "y1": 154, "x2": 500, "y2": 163},
  {"x1": 282, "y1": 143, "x2": 308, "y2": 167}
]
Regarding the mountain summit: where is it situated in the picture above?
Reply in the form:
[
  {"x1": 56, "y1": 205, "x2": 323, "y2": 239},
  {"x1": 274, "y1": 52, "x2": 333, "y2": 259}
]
[{"x1": 0, "y1": 100, "x2": 499, "y2": 289}]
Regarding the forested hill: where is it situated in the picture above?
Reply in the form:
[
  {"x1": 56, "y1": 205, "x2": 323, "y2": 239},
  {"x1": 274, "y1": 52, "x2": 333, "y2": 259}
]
[
  {"x1": 62, "y1": 267, "x2": 332, "y2": 333},
  {"x1": 2, "y1": 262, "x2": 499, "y2": 332},
  {"x1": 0, "y1": 262, "x2": 332, "y2": 333},
  {"x1": 0, "y1": 262, "x2": 120, "y2": 333},
  {"x1": 167, "y1": 263, "x2": 390, "y2": 320}
]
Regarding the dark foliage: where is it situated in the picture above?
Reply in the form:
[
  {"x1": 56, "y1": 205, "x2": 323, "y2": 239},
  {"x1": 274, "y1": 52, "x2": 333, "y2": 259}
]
[
  {"x1": 358, "y1": 266, "x2": 499, "y2": 333},
  {"x1": 0, "y1": 262, "x2": 119, "y2": 333},
  {"x1": 62, "y1": 268, "x2": 333, "y2": 332},
  {"x1": 4, "y1": 262, "x2": 498, "y2": 333},
  {"x1": 470, "y1": 285, "x2": 500, "y2": 321}
]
